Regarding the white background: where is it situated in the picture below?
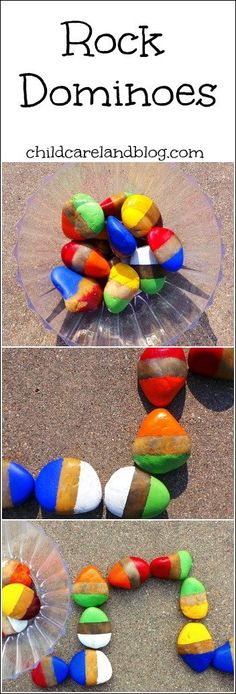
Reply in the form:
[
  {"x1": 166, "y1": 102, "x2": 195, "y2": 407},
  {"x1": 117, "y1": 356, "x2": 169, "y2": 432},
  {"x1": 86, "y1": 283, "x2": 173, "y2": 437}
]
[{"x1": 1, "y1": 0, "x2": 235, "y2": 161}]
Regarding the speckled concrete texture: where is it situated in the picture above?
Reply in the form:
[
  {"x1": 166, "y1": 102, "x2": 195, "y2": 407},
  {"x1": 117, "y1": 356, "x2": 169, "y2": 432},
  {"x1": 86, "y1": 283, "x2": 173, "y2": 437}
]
[
  {"x1": 2, "y1": 162, "x2": 234, "y2": 347},
  {"x1": 2, "y1": 348, "x2": 233, "y2": 519},
  {"x1": 2, "y1": 519, "x2": 234, "y2": 693}
]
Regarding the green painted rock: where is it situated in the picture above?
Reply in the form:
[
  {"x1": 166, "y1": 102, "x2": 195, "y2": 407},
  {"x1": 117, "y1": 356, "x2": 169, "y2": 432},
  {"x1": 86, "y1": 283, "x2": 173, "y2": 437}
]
[
  {"x1": 180, "y1": 577, "x2": 208, "y2": 620},
  {"x1": 62, "y1": 193, "x2": 105, "y2": 241},
  {"x1": 78, "y1": 607, "x2": 111, "y2": 649}
]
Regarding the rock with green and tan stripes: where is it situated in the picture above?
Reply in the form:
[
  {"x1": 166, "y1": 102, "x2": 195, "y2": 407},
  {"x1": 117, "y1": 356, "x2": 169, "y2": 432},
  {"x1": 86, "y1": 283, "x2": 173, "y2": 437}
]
[
  {"x1": 72, "y1": 565, "x2": 109, "y2": 607},
  {"x1": 132, "y1": 408, "x2": 191, "y2": 474},
  {"x1": 78, "y1": 607, "x2": 111, "y2": 648}
]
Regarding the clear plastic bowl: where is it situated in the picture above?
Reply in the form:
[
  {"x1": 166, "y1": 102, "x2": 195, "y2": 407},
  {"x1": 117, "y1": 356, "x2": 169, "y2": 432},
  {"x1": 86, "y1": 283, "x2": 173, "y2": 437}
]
[
  {"x1": 14, "y1": 163, "x2": 223, "y2": 346},
  {"x1": 2, "y1": 521, "x2": 71, "y2": 680}
]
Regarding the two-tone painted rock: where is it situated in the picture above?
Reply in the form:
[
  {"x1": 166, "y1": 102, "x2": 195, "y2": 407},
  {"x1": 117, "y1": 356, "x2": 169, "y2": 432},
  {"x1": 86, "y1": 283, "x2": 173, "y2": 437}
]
[
  {"x1": 180, "y1": 577, "x2": 208, "y2": 619},
  {"x1": 107, "y1": 216, "x2": 137, "y2": 258},
  {"x1": 177, "y1": 623, "x2": 214, "y2": 672},
  {"x1": 72, "y1": 566, "x2": 109, "y2": 608},
  {"x1": 148, "y1": 227, "x2": 184, "y2": 271},
  {"x1": 78, "y1": 607, "x2": 111, "y2": 648},
  {"x1": 132, "y1": 408, "x2": 191, "y2": 474},
  {"x1": 50, "y1": 266, "x2": 103, "y2": 313},
  {"x1": 2, "y1": 583, "x2": 40, "y2": 620},
  {"x1": 2, "y1": 559, "x2": 32, "y2": 587},
  {"x1": 104, "y1": 466, "x2": 170, "y2": 519},
  {"x1": 35, "y1": 457, "x2": 102, "y2": 515},
  {"x1": 107, "y1": 556, "x2": 150, "y2": 589},
  {"x1": 62, "y1": 193, "x2": 105, "y2": 241},
  {"x1": 212, "y1": 638, "x2": 234, "y2": 674},
  {"x1": 2, "y1": 614, "x2": 28, "y2": 636},
  {"x1": 130, "y1": 245, "x2": 166, "y2": 294},
  {"x1": 70, "y1": 650, "x2": 112, "y2": 686},
  {"x1": 121, "y1": 194, "x2": 162, "y2": 238},
  {"x1": 150, "y1": 550, "x2": 193, "y2": 580},
  {"x1": 103, "y1": 263, "x2": 140, "y2": 313},
  {"x1": 100, "y1": 192, "x2": 131, "y2": 218},
  {"x1": 2, "y1": 459, "x2": 35, "y2": 509},
  {"x1": 188, "y1": 347, "x2": 234, "y2": 380},
  {"x1": 61, "y1": 241, "x2": 110, "y2": 278},
  {"x1": 31, "y1": 656, "x2": 69, "y2": 688},
  {"x1": 138, "y1": 348, "x2": 187, "y2": 406}
]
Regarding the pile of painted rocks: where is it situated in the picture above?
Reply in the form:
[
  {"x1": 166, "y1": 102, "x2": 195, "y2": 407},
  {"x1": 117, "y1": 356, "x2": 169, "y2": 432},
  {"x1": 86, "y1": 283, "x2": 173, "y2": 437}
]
[
  {"x1": 29, "y1": 553, "x2": 233, "y2": 688},
  {"x1": 2, "y1": 348, "x2": 233, "y2": 519},
  {"x1": 50, "y1": 192, "x2": 184, "y2": 313},
  {"x1": 2, "y1": 559, "x2": 41, "y2": 637}
]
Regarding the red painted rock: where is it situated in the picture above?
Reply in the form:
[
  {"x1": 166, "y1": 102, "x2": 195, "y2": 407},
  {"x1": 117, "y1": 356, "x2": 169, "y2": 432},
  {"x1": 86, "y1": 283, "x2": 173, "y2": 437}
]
[
  {"x1": 138, "y1": 347, "x2": 187, "y2": 406},
  {"x1": 150, "y1": 551, "x2": 193, "y2": 580},
  {"x1": 100, "y1": 192, "x2": 131, "y2": 219},
  {"x1": 188, "y1": 348, "x2": 234, "y2": 380},
  {"x1": 107, "y1": 556, "x2": 150, "y2": 589}
]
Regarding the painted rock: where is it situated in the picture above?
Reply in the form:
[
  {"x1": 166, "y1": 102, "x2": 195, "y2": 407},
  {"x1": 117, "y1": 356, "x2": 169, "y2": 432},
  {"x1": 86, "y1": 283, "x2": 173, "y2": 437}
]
[
  {"x1": 2, "y1": 559, "x2": 32, "y2": 587},
  {"x1": 138, "y1": 347, "x2": 187, "y2": 406},
  {"x1": 150, "y1": 550, "x2": 193, "y2": 580},
  {"x1": 61, "y1": 241, "x2": 110, "y2": 278},
  {"x1": 72, "y1": 565, "x2": 109, "y2": 607},
  {"x1": 104, "y1": 466, "x2": 170, "y2": 519},
  {"x1": 107, "y1": 216, "x2": 137, "y2": 257},
  {"x1": 103, "y1": 263, "x2": 140, "y2": 313},
  {"x1": 180, "y1": 577, "x2": 208, "y2": 619},
  {"x1": 70, "y1": 650, "x2": 112, "y2": 686},
  {"x1": 132, "y1": 408, "x2": 191, "y2": 474},
  {"x1": 107, "y1": 556, "x2": 150, "y2": 589},
  {"x1": 50, "y1": 266, "x2": 103, "y2": 313},
  {"x1": 188, "y1": 347, "x2": 234, "y2": 380},
  {"x1": 31, "y1": 656, "x2": 69, "y2": 688},
  {"x1": 100, "y1": 192, "x2": 131, "y2": 218},
  {"x1": 130, "y1": 245, "x2": 166, "y2": 294},
  {"x1": 177, "y1": 623, "x2": 214, "y2": 672},
  {"x1": 121, "y1": 194, "x2": 161, "y2": 238},
  {"x1": 62, "y1": 193, "x2": 105, "y2": 241},
  {"x1": 148, "y1": 227, "x2": 184, "y2": 271},
  {"x1": 2, "y1": 614, "x2": 28, "y2": 636},
  {"x1": 78, "y1": 607, "x2": 111, "y2": 649},
  {"x1": 212, "y1": 637, "x2": 234, "y2": 674},
  {"x1": 2, "y1": 459, "x2": 34, "y2": 509},
  {"x1": 2, "y1": 583, "x2": 40, "y2": 620},
  {"x1": 35, "y1": 457, "x2": 102, "y2": 515}
]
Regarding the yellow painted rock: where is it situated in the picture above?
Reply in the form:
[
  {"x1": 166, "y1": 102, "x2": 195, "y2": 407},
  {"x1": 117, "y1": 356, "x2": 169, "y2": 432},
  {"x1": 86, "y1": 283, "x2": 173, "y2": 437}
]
[
  {"x1": 103, "y1": 263, "x2": 140, "y2": 313},
  {"x1": 2, "y1": 583, "x2": 40, "y2": 620},
  {"x1": 121, "y1": 194, "x2": 162, "y2": 238}
]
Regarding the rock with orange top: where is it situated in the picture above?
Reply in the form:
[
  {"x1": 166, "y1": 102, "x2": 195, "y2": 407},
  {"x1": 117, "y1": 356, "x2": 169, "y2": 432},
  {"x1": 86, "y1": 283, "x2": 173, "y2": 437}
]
[
  {"x1": 132, "y1": 408, "x2": 191, "y2": 474},
  {"x1": 138, "y1": 347, "x2": 187, "y2": 406},
  {"x1": 107, "y1": 556, "x2": 150, "y2": 589},
  {"x1": 72, "y1": 565, "x2": 109, "y2": 608},
  {"x1": 2, "y1": 559, "x2": 32, "y2": 588}
]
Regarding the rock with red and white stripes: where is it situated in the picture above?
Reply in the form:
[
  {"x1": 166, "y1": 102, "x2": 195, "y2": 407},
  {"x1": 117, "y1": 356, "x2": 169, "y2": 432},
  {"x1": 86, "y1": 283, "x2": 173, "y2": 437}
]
[
  {"x1": 138, "y1": 347, "x2": 187, "y2": 406},
  {"x1": 107, "y1": 556, "x2": 150, "y2": 589}
]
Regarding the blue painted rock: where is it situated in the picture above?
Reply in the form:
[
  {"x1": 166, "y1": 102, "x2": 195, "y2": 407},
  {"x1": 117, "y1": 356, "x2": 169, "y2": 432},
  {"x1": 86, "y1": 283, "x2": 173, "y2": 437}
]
[
  {"x1": 31, "y1": 655, "x2": 69, "y2": 688},
  {"x1": 148, "y1": 227, "x2": 184, "y2": 271},
  {"x1": 104, "y1": 466, "x2": 170, "y2": 518},
  {"x1": 130, "y1": 245, "x2": 166, "y2": 294},
  {"x1": 50, "y1": 266, "x2": 103, "y2": 313},
  {"x1": 177, "y1": 623, "x2": 215, "y2": 672},
  {"x1": 212, "y1": 638, "x2": 234, "y2": 674},
  {"x1": 2, "y1": 614, "x2": 28, "y2": 636},
  {"x1": 70, "y1": 650, "x2": 112, "y2": 686},
  {"x1": 35, "y1": 457, "x2": 102, "y2": 515},
  {"x1": 77, "y1": 607, "x2": 112, "y2": 648},
  {"x1": 107, "y1": 216, "x2": 137, "y2": 258},
  {"x1": 2, "y1": 459, "x2": 34, "y2": 508}
]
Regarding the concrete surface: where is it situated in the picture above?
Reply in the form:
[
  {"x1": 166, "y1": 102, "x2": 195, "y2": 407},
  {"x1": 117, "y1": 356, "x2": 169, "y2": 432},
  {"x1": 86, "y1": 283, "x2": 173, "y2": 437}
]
[
  {"x1": 2, "y1": 519, "x2": 234, "y2": 693},
  {"x1": 2, "y1": 162, "x2": 234, "y2": 347},
  {"x1": 2, "y1": 348, "x2": 233, "y2": 519}
]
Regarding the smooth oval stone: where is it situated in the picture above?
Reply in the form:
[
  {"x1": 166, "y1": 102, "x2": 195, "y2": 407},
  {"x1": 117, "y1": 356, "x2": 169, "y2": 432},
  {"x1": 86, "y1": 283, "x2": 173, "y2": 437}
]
[
  {"x1": 148, "y1": 226, "x2": 184, "y2": 271},
  {"x1": 50, "y1": 266, "x2": 103, "y2": 313},
  {"x1": 177, "y1": 622, "x2": 214, "y2": 672},
  {"x1": 121, "y1": 194, "x2": 162, "y2": 238},
  {"x1": 35, "y1": 457, "x2": 102, "y2": 515},
  {"x1": 2, "y1": 559, "x2": 32, "y2": 587},
  {"x1": 212, "y1": 637, "x2": 234, "y2": 674},
  {"x1": 107, "y1": 216, "x2": 137, "y2": 257},
  {"x1": 103, "y1": 263, "x2": 140, "y2": 313},
  {"x1": 180, "y1": 577, "x2": 208, "y2": 619},
  {"x1": 31, "y1": 655, "x2": 69, "y2": 688},
  {"x1": 130, "y1": 245, "x2": 166, "y2": 294},
  {"x1": 2, "y1": 459, "x2": 35, "y2": 509},
  {"x1": 62, "y1": 193, "x2": 105, "y2": 241},
  {"x1": 78, "y1": 607, "x2": 111, "y2": 649},
  {"x1": 138, "y1": 347, "x2": 187, "y2": 406},
  {"x1": 188, "y1": 347, "x2": 234, "y2": 380},
  {"x1": 104, "y1": 466, "x2": 170, "y2": 519},
  {"x1": 72, "y1": 565, "x2": 109, "y2": 608},
  {"x1": 61, "y1": 241, "x2": 110, "y2": 278},
  {"x1": 70, "y1": 650, "x2": 112, "y2": 686},
  {"x1": 150, "y1": 550, "x2": 193, "y2": 580},
  {"x1": 107, "y1": 556, "x2": 150, "y2": 589},
  {"x1": 2, "y1": 583, "x2": 40, "y2": 620},
  {"x1": 100, "y1": 192, "x2": 131, "y2": 218},
  {"x1": 2, "y1": 614, "x2": 28, "y2": 636},
  {"x1": 132, "y1": 408, "x2": 191, "y2": 474}
]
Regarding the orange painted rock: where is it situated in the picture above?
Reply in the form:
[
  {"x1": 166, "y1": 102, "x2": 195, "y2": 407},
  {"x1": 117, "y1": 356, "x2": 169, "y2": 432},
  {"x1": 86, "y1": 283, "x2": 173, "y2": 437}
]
[
  {"x1": 132, "y1": 408, "x2": 191, "y2": 474},
  {"x1": 72, "y1": 565, "x2": 109, "y2": 608},
  {"x1": 138, "y1": 347, "x2": 187, "y2": 406},
  {"x1": 2, "y1": 560, "x2": 32, "y2": 588},
  {"x1": 107, "y1": 556, "x2": 150, "y2": 589},
  {"x1": 188, "y1": 348, "x2": 234, "y2": 380},
  {"x1": 61, "y1": 242, "x2": 110, "y2": 279}
]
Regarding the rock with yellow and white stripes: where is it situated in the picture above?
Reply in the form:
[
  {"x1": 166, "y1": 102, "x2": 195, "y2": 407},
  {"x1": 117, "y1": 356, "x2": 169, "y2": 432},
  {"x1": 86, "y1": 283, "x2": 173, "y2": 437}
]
[
  {"x1": 2, "y1": 583, "x2": 40, "y2": 620},
  {"x1": 121, "y1": 194, "x2": 162, "y2": 238},
  {"x1": 70, "y1": 650, "x2": 112, "y2": 686},
  {"x1": 179, "y1": 577, "x2": 208, "y2": 619},
  {"x1": 35, "y1": 457, "x2": 102, "y2": 515},
  {"x1": 78, "y1": 607, "x2": 112, "y2": 649}
]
